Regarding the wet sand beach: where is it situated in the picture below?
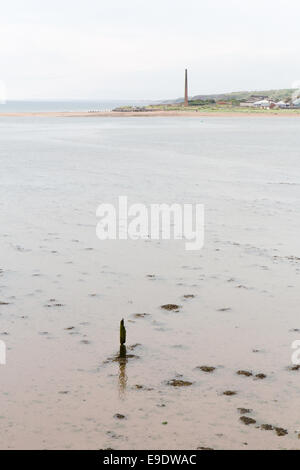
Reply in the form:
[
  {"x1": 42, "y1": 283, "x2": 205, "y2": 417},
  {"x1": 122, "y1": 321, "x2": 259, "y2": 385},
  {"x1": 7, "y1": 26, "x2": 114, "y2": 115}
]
[{"x1": 0, "y1": 116, "x2": 300, "y2": 449}]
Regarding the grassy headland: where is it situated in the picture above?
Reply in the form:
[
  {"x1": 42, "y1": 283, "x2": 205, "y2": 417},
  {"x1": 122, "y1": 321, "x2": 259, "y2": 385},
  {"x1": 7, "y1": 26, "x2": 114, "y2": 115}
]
[
  {"x1": 113, "y1": 88, "x2": 300, "y2": 114},
  {"x1": 142, "y1": 104, "x2": 300, "y2": 114}
]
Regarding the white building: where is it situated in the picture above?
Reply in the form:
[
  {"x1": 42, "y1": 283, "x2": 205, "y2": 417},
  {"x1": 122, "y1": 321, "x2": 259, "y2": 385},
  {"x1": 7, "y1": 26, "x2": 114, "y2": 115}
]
[
  {"x1": 253, "y1": 99, "x2": 274, "y2": 109},
  {"x1": 293, "y1": 98, "x2": 300, "y2": 108},
  {"x1": 276, "y1": 101, "x2": 289, "y2": 109}
]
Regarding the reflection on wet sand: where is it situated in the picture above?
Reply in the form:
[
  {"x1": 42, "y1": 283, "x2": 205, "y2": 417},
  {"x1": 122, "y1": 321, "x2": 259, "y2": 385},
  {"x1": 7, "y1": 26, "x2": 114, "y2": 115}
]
[{"x1": 118, "y1": 345, "x2": 128, "y2": 398}]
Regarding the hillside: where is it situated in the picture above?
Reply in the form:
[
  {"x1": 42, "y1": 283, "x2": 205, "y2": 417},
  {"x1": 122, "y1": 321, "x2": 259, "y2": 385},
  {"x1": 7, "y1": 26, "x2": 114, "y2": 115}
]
[{"x1": 163, "y1": 88, "x2": 298, "y2": 104}]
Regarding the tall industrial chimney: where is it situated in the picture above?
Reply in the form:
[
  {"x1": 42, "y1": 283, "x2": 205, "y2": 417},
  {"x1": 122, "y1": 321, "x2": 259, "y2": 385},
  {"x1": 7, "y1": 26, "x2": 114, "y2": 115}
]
[{"x1": 184, "y1": 69, "x2": 188, "y2": 107}]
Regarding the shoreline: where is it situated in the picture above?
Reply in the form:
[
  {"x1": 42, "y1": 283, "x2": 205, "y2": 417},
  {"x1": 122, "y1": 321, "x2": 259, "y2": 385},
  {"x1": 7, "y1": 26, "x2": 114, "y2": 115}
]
[{"x1": 1, "y1": 110, "x2": 300, "y2": 118}]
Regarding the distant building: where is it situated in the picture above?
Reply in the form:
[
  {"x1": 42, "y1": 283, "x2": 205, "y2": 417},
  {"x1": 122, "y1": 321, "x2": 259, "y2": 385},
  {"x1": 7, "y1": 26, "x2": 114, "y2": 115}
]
[
  {"x1": 293, "y1": 98, "x2": 300, "y2": 108},
  {"x1": 240, "y1": 95, "x2": 269, "y2": 108},
  {"x1": 276, "y1": 101, "x2": 290, "y2": 109},
  {"x1": 253, "y1": 99, "x2": 275, "y2": 109},
  {"x1": 240, "y1": 101, "x2": 255, "y2": 108}
]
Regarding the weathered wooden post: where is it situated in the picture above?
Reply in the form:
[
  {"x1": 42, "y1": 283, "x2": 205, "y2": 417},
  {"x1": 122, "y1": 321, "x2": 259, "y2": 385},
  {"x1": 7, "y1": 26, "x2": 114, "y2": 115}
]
[{"x1": 120, "y1": 319, "x2": 126, "y2": 345}]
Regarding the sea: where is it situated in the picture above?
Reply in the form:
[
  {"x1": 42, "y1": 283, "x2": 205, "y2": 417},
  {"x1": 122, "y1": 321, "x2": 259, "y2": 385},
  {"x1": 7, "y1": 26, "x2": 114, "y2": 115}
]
[{"x1": 0, "y1": 99, "x2": 151, "y2": 112}]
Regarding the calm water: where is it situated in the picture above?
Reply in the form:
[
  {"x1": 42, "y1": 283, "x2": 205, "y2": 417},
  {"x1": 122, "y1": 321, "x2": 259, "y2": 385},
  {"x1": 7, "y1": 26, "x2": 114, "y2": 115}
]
[
  {"x1": 0, "y1": 100, "x2": 151, "y2": 112},
  {"x1": 0, "y1": 116, "x2": 300, "y2": 449}
]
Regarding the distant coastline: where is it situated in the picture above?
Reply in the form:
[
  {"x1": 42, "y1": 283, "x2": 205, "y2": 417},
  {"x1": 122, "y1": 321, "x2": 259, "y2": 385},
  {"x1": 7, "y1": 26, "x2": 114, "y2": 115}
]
[
  {"x1": 1, "y1": 109, "x2": 300, "y2": 117},
  {"x1": 1, "y1": 87, "x2": 300, "y2": 116}
]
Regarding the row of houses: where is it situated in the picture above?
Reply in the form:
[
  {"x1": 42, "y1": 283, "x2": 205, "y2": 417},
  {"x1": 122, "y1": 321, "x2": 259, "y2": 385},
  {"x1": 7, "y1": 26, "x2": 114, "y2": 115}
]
[{"x1": 240, "y1": 95, "x2": 300, "y2": 109}]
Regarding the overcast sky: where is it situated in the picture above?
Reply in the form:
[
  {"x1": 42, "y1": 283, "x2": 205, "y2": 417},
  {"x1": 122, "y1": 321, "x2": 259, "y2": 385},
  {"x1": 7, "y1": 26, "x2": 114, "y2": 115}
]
[{"x1": 1, "y1": 0, "x2": 300, "y2": 100}]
